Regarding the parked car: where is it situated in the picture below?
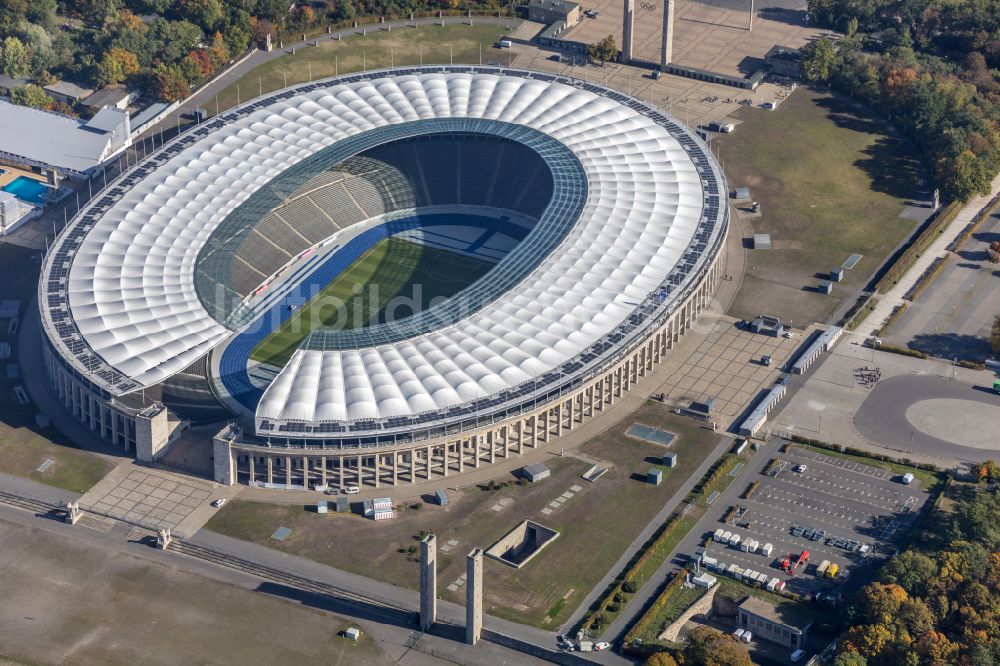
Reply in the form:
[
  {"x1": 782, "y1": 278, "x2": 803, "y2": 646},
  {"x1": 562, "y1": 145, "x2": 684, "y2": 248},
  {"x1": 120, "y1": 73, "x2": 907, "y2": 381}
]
[
  {"x1": 594, "y1": 641, "x2": 611, "y2": 651},
  {"x1": 324, "y1": 488, "x2": 340, "y2": 495},
  {"x1": 211, "y1": 498, "x2": 227, "y2": 508},
  {"x1": 345, "y1": 486, "x2": 361, "y2": 494},
  {"x1": 794, "y1": 464, "x2": 807, "y2": 473},
  {"x1": 486, "y1": 60, "x2": 501, "y2": 66}
]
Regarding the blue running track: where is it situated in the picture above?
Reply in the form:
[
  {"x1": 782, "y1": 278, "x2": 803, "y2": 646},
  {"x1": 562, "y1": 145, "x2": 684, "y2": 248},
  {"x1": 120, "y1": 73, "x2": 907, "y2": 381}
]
[{"x1": 217, "y1": 213, "x2": 529, "y2": 411}]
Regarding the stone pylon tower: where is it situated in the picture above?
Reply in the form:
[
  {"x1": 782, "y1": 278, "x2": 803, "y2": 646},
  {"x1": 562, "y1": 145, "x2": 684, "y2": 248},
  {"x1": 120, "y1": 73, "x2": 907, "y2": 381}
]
[
  {"x1": 466, "y1": 548, "x2": 483, "y2": 645},
  {"x1": 660, "y1": 0, "x2": 675, "y2": 68},
  {"x1": 420, "y1": 534, "x2": 437, "y2": 631},
  {"x1": 622, "y1": 0, "x2": 636, "y2": 63}
]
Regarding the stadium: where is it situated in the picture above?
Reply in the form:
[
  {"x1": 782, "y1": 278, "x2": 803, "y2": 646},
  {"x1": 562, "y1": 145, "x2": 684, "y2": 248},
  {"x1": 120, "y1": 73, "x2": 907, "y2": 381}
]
[{"x1": 38, "y1": 67, "x2": 728, "y2": 490}]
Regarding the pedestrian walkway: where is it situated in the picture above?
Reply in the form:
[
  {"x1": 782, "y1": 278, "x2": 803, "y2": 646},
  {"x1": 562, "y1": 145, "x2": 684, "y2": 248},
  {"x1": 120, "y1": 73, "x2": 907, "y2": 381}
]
[{"x1": 866, "y1": 174, "x2": 1000, "y2": 335}]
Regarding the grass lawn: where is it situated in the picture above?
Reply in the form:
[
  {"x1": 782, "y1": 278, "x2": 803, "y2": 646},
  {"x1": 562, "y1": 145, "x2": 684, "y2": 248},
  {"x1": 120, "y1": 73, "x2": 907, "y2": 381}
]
[
  {"x1": 207, "y1": 403, "x2": 725, "y2": 628},
  {"x1": 211, "y1": 23, "x2": 516, "y2": 115},
  {"x1": 0, "y1": 244, "x2": 113, "y2": 493},
  {"x1": 718, "y1": 87, "x2": 925, "y2": 325},
  {"x1": 250, "y1": 237, "x2": 495, "y2": 366}
]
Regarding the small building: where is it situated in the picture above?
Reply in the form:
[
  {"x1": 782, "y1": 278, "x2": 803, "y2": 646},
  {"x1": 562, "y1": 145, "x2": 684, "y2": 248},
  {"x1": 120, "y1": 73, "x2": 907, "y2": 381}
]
[
  {"x1": 733, "y1": 186, "x2": 751, "y2": 200},
  {"x1": 817, "y1": 280, "x2": 833, "y2": 295},
  {"x1": 526, "y1": 0, "x2": 580, "y2": 29},
  {"x1": 335, "y1": 496, "x2": 351, "y2": 512},
  {"x1": 344, "y1": 627, "x2": 361, "y2": 641},
  {"x1": 316, "y1": 500, "x2": 328, "y2": 514},
  {"x1": 692, "y1": 572, "x2": 717, "y2": 589},
  {"x1": 663, "y1": 452, "x2": 678, "y2": 467},
  {"x1": 42, "y1": 80, "x2": 94, "y2": 105},
  {"x1": 753, "y1": 233, "x2": 772, "y2": 250},
  {"x1": 521, "y1": 463, "x2": 550, "y2": 483},
  {"x1": 738, "y1": 596, "x2": 812, "y2": 649},
  {"x1": 435, "y1": 489, "x2": 449, "y2": 506},
  {"x1": 0, "y1": 74, "x2": 30, "y2": 97},
  {"x1": 364, "y1": 497, "x2": 394, "y2": 520},
  {"x1": 830, "y1": 267, "x2": 844, "y2": 282},
  {"x1": 764, "y1": 46, "x2": 802, "y2": 78},
  {"x1": 82, "y1": 84, "x2": 139, "y2": 111},
  {"x1": 750, "y1": 315, "x2": 784, "y2": 337},
  {"x1": 647, "y1": 468, "x2": 663, "y2": 485}
]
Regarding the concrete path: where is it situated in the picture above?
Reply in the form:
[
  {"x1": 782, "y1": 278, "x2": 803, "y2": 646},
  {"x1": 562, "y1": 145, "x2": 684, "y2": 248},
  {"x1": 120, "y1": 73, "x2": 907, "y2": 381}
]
[{"x1": 866, "y1": 175, "x2": 1000, "y2": 335}]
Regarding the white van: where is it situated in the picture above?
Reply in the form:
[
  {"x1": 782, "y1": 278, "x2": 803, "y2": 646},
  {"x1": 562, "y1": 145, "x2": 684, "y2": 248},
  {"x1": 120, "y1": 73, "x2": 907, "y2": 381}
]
[
  {"x1": 741, "y1": 630, "x2": 752, "y2": 644},
  {"x1": 345, "y1": 486, "x2": 361, "y2": 494},
  {"x1": 498, "y1": 39, "x2": 512, "y2": 48}
]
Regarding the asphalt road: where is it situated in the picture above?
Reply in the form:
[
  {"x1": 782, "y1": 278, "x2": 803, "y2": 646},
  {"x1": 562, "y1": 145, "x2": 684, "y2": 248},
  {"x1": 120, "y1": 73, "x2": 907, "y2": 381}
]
[{"x1": 854, "y1": 373, "x2": 1000, "y2": 462}]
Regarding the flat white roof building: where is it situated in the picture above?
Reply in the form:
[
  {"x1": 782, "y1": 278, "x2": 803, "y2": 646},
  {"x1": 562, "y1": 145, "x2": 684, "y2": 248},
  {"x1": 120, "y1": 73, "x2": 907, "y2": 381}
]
[{"x1": 0, "y1": 101, "x2": 130, "y2": 176}]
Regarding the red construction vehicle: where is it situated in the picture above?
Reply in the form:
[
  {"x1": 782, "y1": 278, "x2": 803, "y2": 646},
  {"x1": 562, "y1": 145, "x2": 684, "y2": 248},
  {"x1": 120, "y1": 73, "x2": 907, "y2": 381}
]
[
  {"x1": 789, "y1": 550, "x2": 810, "y2": 576},
  {"x1": 780, "y1": 553, "x2": 794, "y2": 573}
]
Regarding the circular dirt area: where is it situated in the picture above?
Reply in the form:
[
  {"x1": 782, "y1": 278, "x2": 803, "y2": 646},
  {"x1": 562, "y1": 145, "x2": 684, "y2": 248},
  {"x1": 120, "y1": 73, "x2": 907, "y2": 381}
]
[{"x1": 855, "y1": 374, "x2": 1000, "y2": 461}]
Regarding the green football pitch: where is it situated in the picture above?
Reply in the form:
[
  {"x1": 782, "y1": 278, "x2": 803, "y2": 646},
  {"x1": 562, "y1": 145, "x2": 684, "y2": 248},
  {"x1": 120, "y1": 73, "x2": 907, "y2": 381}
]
[{"x1": 250, "y1": 237, "x2": 496, "y2": 367}]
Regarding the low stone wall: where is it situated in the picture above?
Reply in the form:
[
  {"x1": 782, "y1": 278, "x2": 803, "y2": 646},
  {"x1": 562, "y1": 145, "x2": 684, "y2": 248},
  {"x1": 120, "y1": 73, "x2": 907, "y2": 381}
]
[{"x1": 658, "y1": 586, "x2": 718, "y2": 643}]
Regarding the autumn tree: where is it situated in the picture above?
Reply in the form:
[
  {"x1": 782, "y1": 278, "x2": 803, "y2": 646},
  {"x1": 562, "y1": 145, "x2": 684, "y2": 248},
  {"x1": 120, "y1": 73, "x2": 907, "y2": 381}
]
[
  {"x1": 96, "y1": 47, "x2": 139, "y2": 86},
  {"x1": 990, "y1": 315, "x2": 1000, "y2": 354},
  {"x1": 681, "y1": 626, "x2": 753, "y2": 666},
  {"x1": 10, "y1": 84, "x2": 52, "y2": 108},
  {"x1": 801, "y1": 37, "x2": 837, "y2": 82},
  {"x1": 588, "y1": 35, "x2": 617, "y2": 65},
  {"x1": 153, "y1": 64, "x2": 190, "y2": 102},
  {"x1": 645, "y1": 652, "x2": 679, "y2": 666},
  {"x1": 0, "y1": 36, "x2": 30, "y2": 77}
]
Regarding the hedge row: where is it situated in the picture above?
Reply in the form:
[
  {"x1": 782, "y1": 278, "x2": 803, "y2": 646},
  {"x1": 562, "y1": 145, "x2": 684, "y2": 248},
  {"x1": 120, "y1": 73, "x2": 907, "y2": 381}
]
[
  {"x1": 903, "y1": 255, "x2": 948, "y2": 303},
  {"x1": 947, "y1": 194, "x2": 1000, "y2": 252},
  {"x1": 874, "y1": 341, "x2": 928, "y2": 359},
  {"x1": 742, "y1": 481, "x2": 760, "y2": 500},
  {"x1": 877, "y1": 201, "x2": 960, "y2": 294},
  {"x1": 876, "y1": 303, "x2": 908, "y2": 337},
  {"x1": 787, "y1": 435, "x2": 942, "y2": 473},
  {"x1": 578, "y1": 511, "x2": 687, "y2": 634}
]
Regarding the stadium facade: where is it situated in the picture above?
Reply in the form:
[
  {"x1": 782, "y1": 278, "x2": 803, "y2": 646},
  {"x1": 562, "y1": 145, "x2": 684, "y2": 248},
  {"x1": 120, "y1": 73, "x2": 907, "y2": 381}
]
[{"x1": 38, "y1": 67, "x2": 728, "y2": 489}]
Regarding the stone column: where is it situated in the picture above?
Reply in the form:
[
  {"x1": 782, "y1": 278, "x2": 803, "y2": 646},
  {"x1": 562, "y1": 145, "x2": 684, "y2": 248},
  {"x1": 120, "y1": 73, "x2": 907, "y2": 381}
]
[
  {"x1": 420, "y1": 535, "x2": 437, "y2": 631},
  {"x1": 622, "y1": 0, "x2": 635, "y2": 63},
  {"x1": 661, "y1": 0, "x2": 675, "y2": 68},
  {"x1": 466, "y1": 548, "x2": 483, "y2": 645}
]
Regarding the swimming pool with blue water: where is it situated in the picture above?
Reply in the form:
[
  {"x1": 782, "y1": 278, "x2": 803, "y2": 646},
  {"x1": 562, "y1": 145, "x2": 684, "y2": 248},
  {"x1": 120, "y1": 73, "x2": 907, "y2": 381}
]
[{"x1": 2, "y1": 176, "x2": 50, "y2": 205}]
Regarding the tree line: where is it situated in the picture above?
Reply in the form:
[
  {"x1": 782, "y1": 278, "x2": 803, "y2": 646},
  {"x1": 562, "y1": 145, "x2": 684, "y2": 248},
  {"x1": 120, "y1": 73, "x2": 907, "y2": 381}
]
[
  {"x1": 833, "y1": 485, "x2": 1000, "y2": 665},
  {"x1": 801, "y1": 0, "x2": 1000, "y2": 203},
  {"x1": 0, "y1": 0, "x2": 504, "y2": 111}
]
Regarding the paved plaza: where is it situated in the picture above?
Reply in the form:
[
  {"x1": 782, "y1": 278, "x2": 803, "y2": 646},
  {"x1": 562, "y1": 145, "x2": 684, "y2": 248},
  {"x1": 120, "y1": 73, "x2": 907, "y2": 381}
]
[
  {"x1": 655, "y1": 319, "x2": 806, "y2": 424},
  {"x1": 771, "y1": 331, "x2": 1000, "y2": 465},
  {"x1": 562, "y1": 0, "x2": 825, "y2": 78},
  {"x1": 79, "y1": 465, "x2": 226, "y2": 535}
]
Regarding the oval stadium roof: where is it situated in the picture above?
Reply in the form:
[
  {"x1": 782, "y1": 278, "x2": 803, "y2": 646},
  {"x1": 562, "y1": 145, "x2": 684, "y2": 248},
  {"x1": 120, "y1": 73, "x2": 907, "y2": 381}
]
[{"x1": 40, "y1": 67, "x2": 726, "y2": 437}]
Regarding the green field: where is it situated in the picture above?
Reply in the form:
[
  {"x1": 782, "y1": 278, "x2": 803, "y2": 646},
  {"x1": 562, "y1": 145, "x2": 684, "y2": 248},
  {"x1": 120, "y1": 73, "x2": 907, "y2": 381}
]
[
  {"x1": 250, "y1": 237, "x2": 495, "y2": 366},
  {"x1": 211, "y1": 23, "x2": 517, "y2": 116},
  {"x1": 717, "y1": 87, "x2": 926, "y2": 325}
]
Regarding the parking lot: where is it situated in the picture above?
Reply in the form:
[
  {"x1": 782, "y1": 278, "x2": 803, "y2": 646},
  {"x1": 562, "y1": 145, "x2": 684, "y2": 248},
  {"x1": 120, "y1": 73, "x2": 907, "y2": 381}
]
[{"x1": 694, "y1": 442, "x2": 933, "y2": 597}]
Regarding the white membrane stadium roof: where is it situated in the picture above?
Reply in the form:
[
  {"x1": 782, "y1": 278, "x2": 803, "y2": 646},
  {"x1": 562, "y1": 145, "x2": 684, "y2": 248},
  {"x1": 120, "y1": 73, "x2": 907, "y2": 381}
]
[{"x1": 45, "y1": 69, "x2": 717, "y2": 431}]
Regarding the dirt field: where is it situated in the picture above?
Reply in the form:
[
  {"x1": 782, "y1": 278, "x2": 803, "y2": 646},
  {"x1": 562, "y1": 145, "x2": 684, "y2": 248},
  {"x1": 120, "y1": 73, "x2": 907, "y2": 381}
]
[
  {"x1": 207, "y1": 403, "x2": 725, "y2": 627},
  {"x1": 717, "y1": 87, "x2": 928, "y2": 326},
  {"x1": 0, "y1": 519, "x2": 389, "y2": 666}
]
